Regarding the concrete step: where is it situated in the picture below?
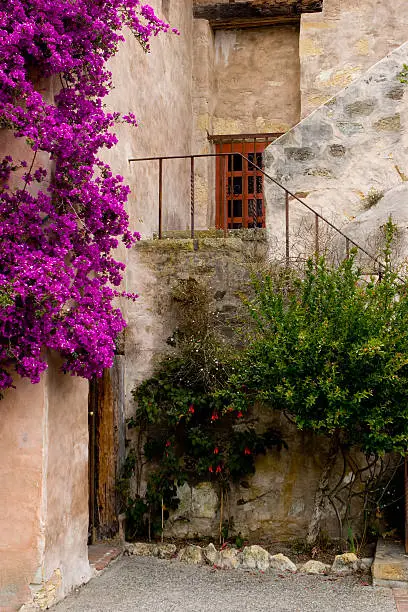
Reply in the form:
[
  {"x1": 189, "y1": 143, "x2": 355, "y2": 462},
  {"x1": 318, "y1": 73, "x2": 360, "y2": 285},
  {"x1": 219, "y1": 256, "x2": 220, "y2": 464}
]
[{"x1": 373, "y1": 539, "x2": 408, "y2": 588}]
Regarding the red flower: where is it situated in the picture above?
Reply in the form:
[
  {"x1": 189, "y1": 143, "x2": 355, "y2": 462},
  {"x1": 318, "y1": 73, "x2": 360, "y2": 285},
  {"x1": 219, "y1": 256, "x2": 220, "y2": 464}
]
[
  {"x1": 216, "y1": 465, "x2": 222, "y2": 474},
  {"x1": 209, "y1": 466, "x2": 214, "y2": 473},
  {"x1": 237, "y1": 411, "x2": 243, "y2": 419},
  {"x1": 165, "y1": 440, "x2": 171, "y2": 447},
  {"x1": 244, "y1": 447, "x2": 251, "y2": 455},
  {"x1": 188, "y1": 405, "x2": 195, "y2": 414},
  {"x1": 214, "y1": 447, "x2": 219, "y2": 454},
  {"x1": 211, "y1": 412, "x2": 219, "y2": 422}
]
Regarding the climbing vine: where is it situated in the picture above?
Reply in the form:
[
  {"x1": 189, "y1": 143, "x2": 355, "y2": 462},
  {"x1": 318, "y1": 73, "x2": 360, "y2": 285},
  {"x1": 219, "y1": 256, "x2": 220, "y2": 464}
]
[
  {"x1": 126, "y1": 279, "x2": 285, "y2": 540},
  {"x1": 0, "y1": 1, "x2": 177, "y2": 390}
]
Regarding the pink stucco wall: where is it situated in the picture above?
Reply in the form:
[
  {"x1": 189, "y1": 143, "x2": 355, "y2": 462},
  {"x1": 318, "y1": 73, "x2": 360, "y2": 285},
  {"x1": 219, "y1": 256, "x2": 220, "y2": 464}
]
[
  {"x1": 0, "y1": 357, "x2": 91, "y2": 610},
  {"x1": 0, "y1": 377, "x2": 46, "y2": 610}
]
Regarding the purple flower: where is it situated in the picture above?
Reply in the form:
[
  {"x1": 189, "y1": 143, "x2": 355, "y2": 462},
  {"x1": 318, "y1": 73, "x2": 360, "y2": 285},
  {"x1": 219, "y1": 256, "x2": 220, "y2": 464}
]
[{"x1": 0, "y1": 0, "x2": 177, "y2": 389}]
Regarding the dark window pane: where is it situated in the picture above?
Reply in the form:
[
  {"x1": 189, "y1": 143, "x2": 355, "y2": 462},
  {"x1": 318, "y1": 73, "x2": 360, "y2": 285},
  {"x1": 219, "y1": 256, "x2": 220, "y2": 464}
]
[
  {"x1": 248, "y1": 176, "x2": 254, "y2": 194},
  {"x1": 228, "y1": 154, "x2": 243, "y2": 172},
  {"x1": 227, "y1": 177, "x2": 242, "y2": 195},
  {"x1": 233, "y1": 200, "x2": 242, "y2": 218},
  {"x1": 257, "y1": 199, "x2": 263, "y2": 216},
  {"x1": 233, "y1": 176, "x2": 242, "y2": 195},
  {"x1": 248, "y1": 199, "x2": 255, "y2": 218},
  {"x1": 256, "y1": 176, "x2": 263, "y2": 194},
  {"x1": 256, "y1": 153, "x2": 263, "y2": 168}
]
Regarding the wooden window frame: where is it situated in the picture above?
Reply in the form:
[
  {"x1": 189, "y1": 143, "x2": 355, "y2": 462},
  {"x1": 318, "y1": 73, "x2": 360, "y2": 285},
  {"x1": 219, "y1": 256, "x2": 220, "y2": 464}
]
[{"x1": 215, "y1": 139, "x2": 270, "y2": 230}]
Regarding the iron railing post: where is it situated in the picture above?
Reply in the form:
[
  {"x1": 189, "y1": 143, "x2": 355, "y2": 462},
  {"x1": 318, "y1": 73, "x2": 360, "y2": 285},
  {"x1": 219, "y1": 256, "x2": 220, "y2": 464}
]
[
  {"x1": 158, "y1": 157, "x2": 163, "y2": 239},
  {"x1": 222, "y1": 155, "x2": 227, "y2": 238},
  {"x1": 190, "y1": 156, "x2": 195, "y2": 239},
  {"x1": 285, "y1": 191, "x2": 290, "y2": 265}
]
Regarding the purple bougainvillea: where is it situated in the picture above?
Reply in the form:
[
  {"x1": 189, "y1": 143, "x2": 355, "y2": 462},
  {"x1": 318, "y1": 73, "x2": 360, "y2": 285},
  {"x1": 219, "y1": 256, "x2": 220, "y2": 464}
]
[{"x1": 0, "y1": 1, "x2": 175, "y2": 390}]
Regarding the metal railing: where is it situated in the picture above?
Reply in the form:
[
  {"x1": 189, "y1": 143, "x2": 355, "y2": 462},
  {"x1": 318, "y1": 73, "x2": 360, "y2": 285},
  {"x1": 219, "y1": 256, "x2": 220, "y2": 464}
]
[{"x1": 128, "y1": 152, "x2": 389, "y2": 275}]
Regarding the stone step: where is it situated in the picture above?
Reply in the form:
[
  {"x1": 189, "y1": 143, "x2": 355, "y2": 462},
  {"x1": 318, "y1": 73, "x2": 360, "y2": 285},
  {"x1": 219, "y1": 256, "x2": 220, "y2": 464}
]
[{"x1": 373, "y1": 539, "x2": 408, "y2": 589}]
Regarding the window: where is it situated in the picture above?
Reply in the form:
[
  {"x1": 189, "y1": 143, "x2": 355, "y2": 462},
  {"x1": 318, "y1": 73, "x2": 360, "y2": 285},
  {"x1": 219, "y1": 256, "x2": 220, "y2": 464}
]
[{"x1": 214, "y1": 137, "x2": 277, "y2": 230}]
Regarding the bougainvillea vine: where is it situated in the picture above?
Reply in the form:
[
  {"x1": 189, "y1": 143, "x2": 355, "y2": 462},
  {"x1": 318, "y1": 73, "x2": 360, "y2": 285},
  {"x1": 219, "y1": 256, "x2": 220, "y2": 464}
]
[{"x1": 0, "y1": 1, "x2": 177, "y2": 391}]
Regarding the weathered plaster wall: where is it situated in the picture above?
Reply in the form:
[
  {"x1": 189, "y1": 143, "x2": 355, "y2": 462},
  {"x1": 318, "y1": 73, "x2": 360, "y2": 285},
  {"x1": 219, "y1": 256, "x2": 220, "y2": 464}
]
[
  {"x1": 264, "y1": 41, "x2": 408, "y2": 261},
  {"x1": 190, "y1": 22, "x2": 302, "y2": 228},
  {"x1": 42, "y1": 354, "x2": 90, "y2": 608},
  {"x1": 213, "y1": 25, "x2": 301, "y2": 134},
  {"x1": 300, "y1": 0, "x2": 408, "y2": 117},
  {"x1": 105, "y1": 0, "x2": 194, "y2": 239},
  {"x1": 192, "y1": 19, "x2": 217, "y2": 228},
  {"x1": 0, "y1": 74, "x2": 91, "y2": 609},
  {"x1": 0, "y1": 378, "x2": 46, "y2": 610},
  {"x1": 0, "y1": 358, "x2": 91, "y2": 611}
]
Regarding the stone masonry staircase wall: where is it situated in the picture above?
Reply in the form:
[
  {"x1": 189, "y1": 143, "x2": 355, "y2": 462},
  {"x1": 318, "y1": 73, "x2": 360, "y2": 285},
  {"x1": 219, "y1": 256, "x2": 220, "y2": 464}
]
[{"x1": 264, "y1": 41, "x2": 408, "y2": 263}]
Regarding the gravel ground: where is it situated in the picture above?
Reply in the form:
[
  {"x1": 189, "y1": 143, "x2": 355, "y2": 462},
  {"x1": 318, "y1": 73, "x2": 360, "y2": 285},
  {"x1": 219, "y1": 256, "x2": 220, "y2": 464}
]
[{"x1": 55, "y1": 556, "x2": 397, "y2": 612}]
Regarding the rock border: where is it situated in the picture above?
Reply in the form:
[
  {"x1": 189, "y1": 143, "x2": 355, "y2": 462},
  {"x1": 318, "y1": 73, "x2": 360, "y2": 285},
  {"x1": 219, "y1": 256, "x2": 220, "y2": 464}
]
[{"x1": 124, "y1": 542, "x2": 373, "y2": 576}]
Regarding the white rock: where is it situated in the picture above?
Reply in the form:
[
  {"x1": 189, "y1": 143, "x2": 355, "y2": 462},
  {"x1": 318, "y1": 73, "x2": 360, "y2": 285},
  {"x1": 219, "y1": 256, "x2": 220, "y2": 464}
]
[
  {"x1": 300, "y1": 560, "x2": 331, "y2": 575},
  {"x1": 358, "y1": 557, "x2": 374, "y2": 571},
  {"x1": 123, "y1": 542, "x2": 135, "y2": 556},
  {"x1": 155, "y1": 543, "x2": 177, "y2": 559},
  {"x1": 219, "y1": 547, "x2": 242, "y2": 569},
  {"x1": 331, "y1": 553, "x2": 359, "y2": 574},
  {"x1": 203, "y1": 543, "x2": 219, "y2": 566},
  {"x1": 124, "y1": 542, "x2": 160, "y2": 557},
  {"x1": 132, "y1": 542, "x2": 157, "y2": 557},
  {"x1": 269, "y1": 553, "x2": 297, "y2": 573},
  {"x1": 178, "y1": 545, "x2": 204, "y2": 565},
  {"x1": 241, "y1": 545, "x2": 270, "y2": 571}
]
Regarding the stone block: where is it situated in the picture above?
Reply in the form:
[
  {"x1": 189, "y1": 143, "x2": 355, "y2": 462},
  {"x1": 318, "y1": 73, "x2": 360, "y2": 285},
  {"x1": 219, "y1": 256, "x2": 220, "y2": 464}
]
[
  {"x1": 203, "y1": 543, "x2": 219, "y2": 565},
  {"x1": 155, "y1": 544, "x2": 177, "y2": 559},
  {"x1": 331, "y1": 553, "x2": 359, "y2": 575},
  {"x1": 241, "y1": 545, "x2": 270, "y2": 571},
  {"x1": 124, "y1": 542, "x2": 156, "y2": 557},
  {"x1": 300, "y1": 560, "x2": 330, "y2": 574},
  {"x1": 269, "y1": 553, "x2": 297, "y2": 573},
  {"x1": 219, "y1": 547, "x2": 242, "y2": 569},
  {"x1": 178, "y1": 545, "x2": 205, "y2": 565}
]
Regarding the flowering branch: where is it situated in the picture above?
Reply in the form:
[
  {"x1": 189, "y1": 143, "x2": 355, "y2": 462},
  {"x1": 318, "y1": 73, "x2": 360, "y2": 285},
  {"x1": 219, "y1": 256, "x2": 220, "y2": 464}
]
[{"x1": 0, "y1": 0, "x2": 175, "y2": 390}]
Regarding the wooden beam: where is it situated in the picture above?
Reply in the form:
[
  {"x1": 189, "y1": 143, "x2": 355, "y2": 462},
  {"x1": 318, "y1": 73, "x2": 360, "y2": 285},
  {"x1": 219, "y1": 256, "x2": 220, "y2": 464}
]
[{"x1": 194, "y1": 1, "x2": 323, "y2": 27}]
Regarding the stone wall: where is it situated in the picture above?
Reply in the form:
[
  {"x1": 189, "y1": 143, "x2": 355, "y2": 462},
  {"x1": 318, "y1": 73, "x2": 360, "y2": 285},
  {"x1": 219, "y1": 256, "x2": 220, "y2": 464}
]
[
  {"x1": 0, "y1": 356, "x2": 91, "y2": 611},
  {"x1": 264, "y1": 41, "x2": 408, "y2": 261},
  {"x1": 124, "y1": 231, "x2": 268, "y2": 416},
  {"x1": 300, "y1": 0, "x2": 408, "y2": 117},
  {"x1": 164, "y1": 406, "x2": 346, "y2": 541},
  {"x1": 124, "y1": 232, "x2": 366, "y2": 541}
]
